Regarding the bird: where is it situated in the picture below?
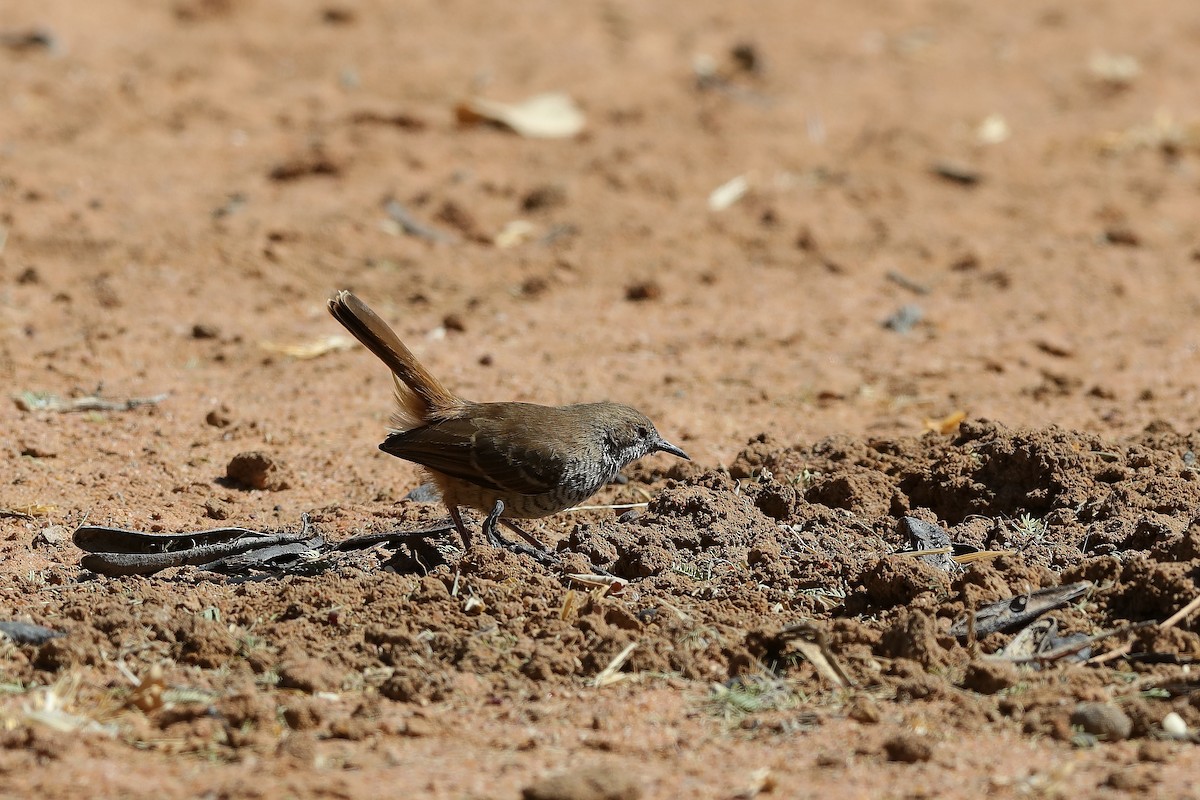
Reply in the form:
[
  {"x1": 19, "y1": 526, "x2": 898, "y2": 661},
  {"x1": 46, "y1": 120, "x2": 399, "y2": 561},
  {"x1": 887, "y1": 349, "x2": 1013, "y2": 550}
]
[{"x1": 328, "y1": 290, "x2": 689, "y2": 551}]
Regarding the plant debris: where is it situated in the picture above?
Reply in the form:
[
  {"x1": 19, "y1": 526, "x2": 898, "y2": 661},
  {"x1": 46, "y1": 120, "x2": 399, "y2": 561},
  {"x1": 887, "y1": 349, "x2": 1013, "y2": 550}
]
[
  {"x1": 14, "y1": 391, "x2": 169, "y2": 413},
  {"x1": 950, "y1": 582, "x2": 1092, "y2": 639},
  {"x1": 0, "y1": 621, "x2": 64, "y2": 645},
  {"x1": 456, "y1": 92, "x2": 585, "y2": 139},
  {"x1": 258, "y1": 335, "x2": 355, "y2": 359}
]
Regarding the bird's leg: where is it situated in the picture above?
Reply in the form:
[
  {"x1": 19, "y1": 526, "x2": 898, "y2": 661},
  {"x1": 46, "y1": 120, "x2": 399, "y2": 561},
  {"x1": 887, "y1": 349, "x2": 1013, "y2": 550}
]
[
  {"x1": 481, "y1": 499, "x2": 505, "y2": 547},
  {"x1": 477, "y1": 500, "x2": 567, "y2": 571},
  {"x1": 499, "y1": 519, "x2": 546, "y2": 550},
  {"x1": 479, "y1": 501, "x2": 546, "y2": 552},
  {"x1": 447, "y1": 505, "x2": 474, "y2": 550}
]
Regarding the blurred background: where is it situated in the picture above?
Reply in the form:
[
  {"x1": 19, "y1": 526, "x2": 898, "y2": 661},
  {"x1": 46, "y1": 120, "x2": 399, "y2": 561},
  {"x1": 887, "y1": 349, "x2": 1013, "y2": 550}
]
[{"x1": 3, "y1": 0, "x2": 1199, "y2": 522}]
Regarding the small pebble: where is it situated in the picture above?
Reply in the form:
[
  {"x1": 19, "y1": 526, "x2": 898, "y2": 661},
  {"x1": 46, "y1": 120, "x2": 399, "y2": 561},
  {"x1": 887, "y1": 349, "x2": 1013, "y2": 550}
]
[
  {"x1": 625, "y1": 280, "x2": 662, "y2": 302},
  {"x1": 1070, "y1": 702, "x2": 1132, "y2": 741},
  {"x1": 1162, "y1": 711, "x2": 1188, "y2": 740},
  {"x1": 883, "y1": 304, "x2": 923, "y2": 333},
  {"x1": 192, "y1": 323, "x2": 221, "y2": 339},
  {"x1": 931, "y1": 160, "x2": 982, "y2": 185},
  {"x1": 34, "y1": 525, "x2": 69, "y2": 546}
]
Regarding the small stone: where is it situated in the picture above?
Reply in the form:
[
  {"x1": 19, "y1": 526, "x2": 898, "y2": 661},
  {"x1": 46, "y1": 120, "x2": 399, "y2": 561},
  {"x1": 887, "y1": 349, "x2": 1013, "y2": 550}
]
[
  {"x1": 34, "y1": 525, "x2": 69, "y2": 546},
  {"x1": 192, "y1": 323, "x2": 221, "y2": 339},
  {"x1": 624, "y1": 280, "x2": 662, "y2": 302},
  {"x1": 226, "y1": 451, "x2": 290, "y2": 491},
  {"x1": 883, "y1": 734, "x2": 933, "y2": 763},
  {"x1": 522, "y1": 764, "x2": 641, "y2": 800},
  {"x1": 0, "y1": 620, "x2": 64, "y2": 645},
  {"x1": 1103, "y1": 226, "x2": 1140, "y2": 247},
  {"x1": 1070, "y1": 702, "x2": 1132, "y2": 741},
  {"x1": 1162, "y1": 711, "x2": 1189, "y2": 740},
  {"x1": 442, "y1": 313, "x2": 466, "y2": 332},
  {"x1": 883, "y1": 304, "x2": 923, "y2": 333},
  {"x1": 1035, "y1": 337, "x2": 1075, "y2": 358},
  {"x1": 521, "y1": 184, "x2": 567, "y2": 212},
  {"x1": 520, "y1": 276, "x2": 550, "y2": 297},
  {"x1": 205, "y1": 406, "x2": 233, "y2": 428},
  {"x1": 932, "y1": 160, "x2": 982, "y2": 185}
]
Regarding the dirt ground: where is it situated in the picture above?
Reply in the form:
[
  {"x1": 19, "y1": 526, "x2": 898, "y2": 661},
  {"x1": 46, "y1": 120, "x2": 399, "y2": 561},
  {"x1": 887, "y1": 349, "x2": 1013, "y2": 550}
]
[{"x1": 5, "y1": 0, "x2": 1200, "y2": 797}]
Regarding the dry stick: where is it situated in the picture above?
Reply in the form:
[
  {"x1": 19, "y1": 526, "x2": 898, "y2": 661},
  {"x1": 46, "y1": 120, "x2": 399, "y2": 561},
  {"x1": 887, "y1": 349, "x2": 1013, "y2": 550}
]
[
  {"x1": 593, "y1": 642, "x2": 638, "y2": 688},
  {"x1": 898, "y1": 547, "x2": 952, "y2": 558},
  {"x1": 952, "y1": 550, "x2": 1016, "y2": 564},
  {"x1": 1161, "y1": 592, "x2": 1200, "y2": 630},
  {"x1": 1089, "y1": 590, "x2": 1200, "y2": 665},
  {"x1": 565, "y1": 502, "x2": 649, "y2": 513},
  {"x1": 1004, "y1": 622, "x2": 1153, "y2": 666}
]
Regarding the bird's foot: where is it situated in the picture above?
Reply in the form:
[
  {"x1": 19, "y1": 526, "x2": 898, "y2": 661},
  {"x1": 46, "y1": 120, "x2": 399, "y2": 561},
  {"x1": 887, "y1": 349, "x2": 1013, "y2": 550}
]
[
  {"x1": 481, "y1": 499, "x2": 506, "y2": 547},
  {"x1": 480, "y1": 500, "x2": 564, "y2": 571}
]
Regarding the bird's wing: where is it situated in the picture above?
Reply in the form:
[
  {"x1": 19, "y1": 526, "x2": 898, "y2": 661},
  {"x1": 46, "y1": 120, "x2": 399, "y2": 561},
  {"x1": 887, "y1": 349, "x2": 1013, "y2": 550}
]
[{"x1": 380, "y1": 416, "x2": 568, "y2": 496}]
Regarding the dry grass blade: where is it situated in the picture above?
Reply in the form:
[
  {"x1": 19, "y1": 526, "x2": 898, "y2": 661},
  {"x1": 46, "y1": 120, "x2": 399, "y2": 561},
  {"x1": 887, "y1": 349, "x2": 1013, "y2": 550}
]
[
  {"x1": 1160, "y1": 591, "x2": 1200, "y2": 630},
  {"x1": 559, "y1": 589, "x2": 578, "y2": 621},
  {"x1": 22, "y1": 673, "x2": 119, "y2": 737},
  {"x1": 922, "y1": 409, "x2": 967, "y2": 435},
  {"x1": 259, "y1": 335, "x2": 355, "y2": 359},
  {"x1": 898, "y1": 547, "x2": 952, "y2": 558},
  {"x1": 0, "y1": 504, "x2": 55, "y2": 519},
  {"x1": 593, "y1": 642, "x2": 637, "y2": 688},
  {"x1": 952, "y1": 549, "x2": 1016, "y2": 564},
  {"x1": 15, "y1": 392, "x2": 168, "y2": 413},
  {"x1": 456, "y1": 93, "x2": 585, "y2": 139},
  {"x1": 779, "y1": 622, "x2": 852, "y2": 689},
  {"x1": 1090, "y1": 590, "x2": 1200, "y2": 665},
  {"x1": 565, "y1": 573, "x2": 628, "y2": 593},
  {"x1": 565, "y1": 502, "x2": 649, "y2": 513}
]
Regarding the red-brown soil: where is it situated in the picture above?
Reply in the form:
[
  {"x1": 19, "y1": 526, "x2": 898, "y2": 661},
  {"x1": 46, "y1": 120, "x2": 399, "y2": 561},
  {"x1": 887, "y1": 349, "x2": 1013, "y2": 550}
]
[{"x1": 5, "y1": 1, "x2": 1200, "y2": 797}]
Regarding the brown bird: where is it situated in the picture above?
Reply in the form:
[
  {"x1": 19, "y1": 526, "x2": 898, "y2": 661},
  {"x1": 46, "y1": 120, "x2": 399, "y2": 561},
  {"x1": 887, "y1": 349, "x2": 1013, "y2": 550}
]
[{"x1": 328, "y1": 290, "x2": 689, "y2": 550}]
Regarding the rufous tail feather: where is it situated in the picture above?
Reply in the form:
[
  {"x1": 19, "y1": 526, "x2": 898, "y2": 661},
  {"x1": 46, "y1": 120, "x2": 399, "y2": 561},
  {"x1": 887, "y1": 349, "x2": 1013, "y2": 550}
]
[{"x1": 328, "y1": 290, "x2": 461, "y2": 426}]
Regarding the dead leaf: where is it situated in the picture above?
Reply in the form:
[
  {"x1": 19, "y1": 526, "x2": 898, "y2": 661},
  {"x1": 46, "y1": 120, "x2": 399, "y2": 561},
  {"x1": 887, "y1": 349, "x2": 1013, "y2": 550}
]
[
  {"x1": 708, "y1": 175, "x2": 748, "y2": 211},
  {"x1": 260, "y1": 335, "x2": 355, "y2": 359},
  {"x1": 456, "y1": 92, "x2": 585, "y2": 139},
  {"x1": 923, "y1": 410, "x2": 967, "y2": 435},
  {"x1": 494, "y1": 220, "x2": 537, "y2": 248}
]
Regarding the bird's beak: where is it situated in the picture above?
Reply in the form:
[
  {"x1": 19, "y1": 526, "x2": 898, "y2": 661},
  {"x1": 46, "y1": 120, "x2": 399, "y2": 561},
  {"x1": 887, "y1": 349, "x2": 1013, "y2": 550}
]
[{"x1": 655, "y1": 438, "x2": 690, "y2": 460}]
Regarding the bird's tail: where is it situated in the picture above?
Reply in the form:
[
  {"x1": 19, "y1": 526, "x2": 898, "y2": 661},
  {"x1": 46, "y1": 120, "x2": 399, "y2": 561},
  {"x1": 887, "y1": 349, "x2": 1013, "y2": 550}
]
[{"x1": 328, "y1": 290, "x2": 461, "y2": 425}]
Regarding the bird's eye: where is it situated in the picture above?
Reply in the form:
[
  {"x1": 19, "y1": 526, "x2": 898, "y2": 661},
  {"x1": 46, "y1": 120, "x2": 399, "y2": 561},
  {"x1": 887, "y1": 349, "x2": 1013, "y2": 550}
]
[{"x1": 635, "y1": 425, "x2": 648, "y2": 439}]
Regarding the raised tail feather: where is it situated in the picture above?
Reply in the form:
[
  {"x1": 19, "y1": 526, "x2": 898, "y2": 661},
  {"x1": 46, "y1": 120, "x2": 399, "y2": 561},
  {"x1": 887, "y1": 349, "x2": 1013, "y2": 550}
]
[{"x1": 328, "y1": 290, "x2": 461, "y2": 422}]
